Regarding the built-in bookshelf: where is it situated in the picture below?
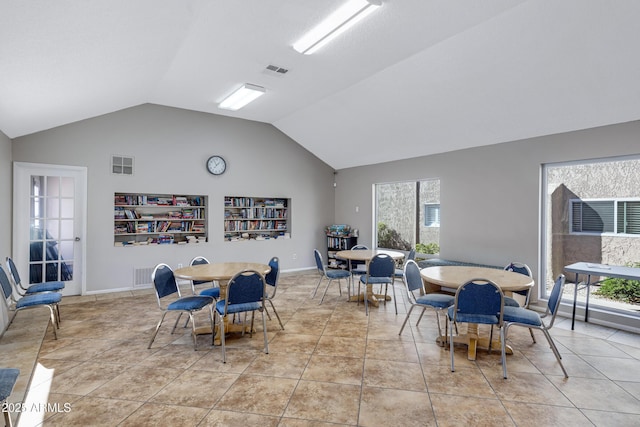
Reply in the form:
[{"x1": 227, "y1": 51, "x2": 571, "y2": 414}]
[
  {"x1": 224, "y1": 196, "x2": 289, "y2": 241},
  {"x1": 114, "y1": 193, "x2": 207, "y2": 246}
]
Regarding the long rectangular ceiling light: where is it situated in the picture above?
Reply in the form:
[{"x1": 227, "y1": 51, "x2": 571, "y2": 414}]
[
  {"x1": 293, "y1": 0, "x2": 382, "y2": 55},
  {"x1": 218, "y1": 84, "x2": 266, "y2": 111}
]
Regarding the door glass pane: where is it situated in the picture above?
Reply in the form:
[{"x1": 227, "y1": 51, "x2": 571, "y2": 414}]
[
  {"x1": 60, "y1": 220, "x2": 74, "y2": 239},
  {"x1": 29, "y1": 173, "x2": 75, "y2": 284},
  {"x1": 47, "y1": 176, "x2": 60, "y2": 197}
]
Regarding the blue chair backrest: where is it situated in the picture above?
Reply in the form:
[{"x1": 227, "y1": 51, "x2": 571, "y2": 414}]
[
  {"x1": 504, "y1": 262, "x2": 532, "y2": 296},
  {"x1": 314, "y1": 250, "x2": 325, "y2": 274},
  {"x1": 153, "y1": 264, "x2": 179, "y2": 299},
  {"x1": 227, "y1": 271, "x2": 265, "y2": 305},
  {"x1": 190, "y1": 256, "x2": 210, "y2": 285},
  {"x1": 547, "y1": 274, "x2": 566, "y2": 318},
  {"x1": 404, "y1": 260, "x2": 423, "y2": 293},
  {"x1": 407, "y1": 248, "x2": 416, "y2": 261},
  {"x1": 265, "y1": 257, "x2": 279, "y2": 287},
  {"x1": 454, "y1": 279, "x2": 503, "y2": 317},
  {"x1": 368, "y1": 254, "x2": 395, "y2": 278},
  {"x1": 0, "y1": 266, "x2": 13, "y2": 300},
  {"x1": 6, "y1": 257, "x2": 22, "y2": 286}
]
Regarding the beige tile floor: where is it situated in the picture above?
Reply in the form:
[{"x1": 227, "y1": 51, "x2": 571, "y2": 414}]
[{"x1": 2, "y1": 271, "x2": 640, "y2": 426}]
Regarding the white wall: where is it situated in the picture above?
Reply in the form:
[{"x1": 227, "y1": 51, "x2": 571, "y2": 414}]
[
  {"x1": 334, "y1": 121, "x2": 640, "y2": 306},
  {"x1": 0, "y1": 130, "x2": 12, "y2": 330},
  {"x1": 12, "y1": 104, "x2": 335, "y2": 293}
]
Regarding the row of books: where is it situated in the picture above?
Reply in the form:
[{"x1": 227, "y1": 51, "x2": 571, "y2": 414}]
[
  {"x1": 114, "y1": 221, "x2": 205, "y2": 234},
  {"x1": 115, "y1": 194, "x2": 205, "y2": 207},
  {"x1": 114, "y1": 208, "x2": 204, "y2": 220},
  {"x1": 224, "y1": 220, "x2": 287, "y2": 232},
  {"x1": 327, "y1": 236, "x2": 356, "y2": 250},
  {"x1": 224, "y1": 208, "x2": 287, "y2": 219},
  {"x1": 225, "y1": 197, "x2": 287, "y2": 208}
]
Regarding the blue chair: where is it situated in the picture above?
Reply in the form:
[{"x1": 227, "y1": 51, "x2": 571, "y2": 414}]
[
  {"x1": 503, "y1": 262, "x2": 533, "y2": 307},
  {"x1": 0, "y1": 265, "x2": 61, "y2": 340},
  {"x1": 312, "y1": 249, "x2": 351, "y2": 304},
  {"x1": 502, "y1": 274, "x2": 569, "y2": 378},
  {"x1": 189, "y1": 256, "x2": 220, "y2": 300},
  {"x1": 0, "y1": 368, "x2": 20, "y2": 427},
  {"x1": 6, "y1": 256, "x2": 65, "y2": 294},
  {"x1": 391, "y1": 248, "x2": 416, "y2": 314},
  {"x1": 359, "y1": 253, "x2": 395, "y2": 315},
  {"x1": 148, "y1": 263, "x2": 214, "y2": 351},
  {"x1": 448, "y1": 278, "x2": 506, "y2": 374},
  {"x1": 215, "y1": 270, "x2": 269, "y2": 363},
  {"x1": 264, "y1": 256, "x2": 284, "y2": 330},
  {"x1": 398, "y1": 260, "x2": 454, "y2": 343}
]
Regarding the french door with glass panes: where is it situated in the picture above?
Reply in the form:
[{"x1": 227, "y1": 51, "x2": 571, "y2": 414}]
[{"x1": 13, "y1": 163, "x2": 86, "y2": 295}]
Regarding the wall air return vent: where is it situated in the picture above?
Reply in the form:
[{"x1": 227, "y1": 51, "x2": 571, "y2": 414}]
[{"x1": 112, "y1": 155, "x2": 134, "y2": 175}]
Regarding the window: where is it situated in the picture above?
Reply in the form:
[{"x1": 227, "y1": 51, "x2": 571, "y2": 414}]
[
  {"x1": 571, "y1": 199, "x2": 640, "y2": 235},
  {"x1": 542, "y1": 156, "x2": 640, "y2": 329},
  {"x1": 424, "y1": 204, "x2": 440, "y2": 227},
  {"x1": 375, "y1": 179, "x2": 440, "y2": 252}
]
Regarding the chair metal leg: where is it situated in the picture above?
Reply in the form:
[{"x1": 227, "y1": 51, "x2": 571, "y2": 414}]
[
  {"x1": 319, "y1": 279, "x2": 333, "y2": 304},
  {"x1": 262, "y1": 309, "x2": 269, "y2": 355},
  {"x1": 542, "y1": 328, "x2": 569, "y2": 378},
  {"x1": 148, "y1": 312, "x2": 169, "y2": 349},
  {"x1": 416, "y1": 306, "x2": 427, "y2": 326},
  {"x1": 529, "y1": 327, "x2": 536, "y2": 343},
  {"x1": 46, "y1": 305, "x2": 58, "y2": 340},
  {"x1": 3, "y1": 407, "x2": 13, "y2": 427},
  {"x1": 391, "y1": 280, "x2": 398, "y2": 314},
  {"x1": 399, "y1": 305, "x2": 416, "y2": 335},
  {"x1": 171, "y1": 312, "x2": 183, "y2": 334},
  {"x1": 500, "y1": 326, "x2": 508, "y2": 379},
  {"x1": 312, "y1": 276, "x2": 324, "y2": 298},
  {"x1": 188, "y1": 313, "x2": 198, "y2": 350},
  {"x1": 267, "y1": 299, "x2": 284, "y2": 330},
  {"x1": 449, "y1": 317, "x2": 455, "y2": 372},
  {"x1": 218, "y1": 312, "x2": 227, "y2": 363}
]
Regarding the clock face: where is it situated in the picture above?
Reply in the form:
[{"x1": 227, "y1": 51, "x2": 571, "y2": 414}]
[{"x1": 206, "y1": 156, "x2": 226, "y2": 175}]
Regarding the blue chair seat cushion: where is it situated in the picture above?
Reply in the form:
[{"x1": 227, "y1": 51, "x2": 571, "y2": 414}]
[
  {"x1": 502, "y1": 306, "x2": 542, "y2": 327},
  {"x1": 15, "y1": 292, "x2": 62, "y2": 309},
  {"x1": 447, "y1": 306, "x2": 498, "y2": 325},
  {"x1": 200, "y1": 287, "x2": 221, "y2": 298},
  {"x1": 360, "y1": 276, "x2": 393, "y2": 284},
  {"x1": 25, "y1": 281, "x2": 65, "y2": 294},
  {"x1": 503, "y1": 296, "x2": 521, "y2": 307},
  {"x1": 0, "y1": 368, "x2": 20, "y2": 400},
  {"x1": 215, "y1": 300, "x2": 261, "y2": 315},
  {"x1": 326, "y1": 270, "x2": 351, "y2": 279},
  {"x1": 416, "y1": 293, "x2": 455, "y2": 309},
  {"x1": 167, "y1": 296, "x2": 213, "y2": 311}
]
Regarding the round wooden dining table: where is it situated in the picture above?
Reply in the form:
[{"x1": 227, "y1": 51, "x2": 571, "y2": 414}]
[
  {"x1": 335, "y1": 249, "x2": 405, "y2": 307},
  {"x1": 420, "y1": 265, "x2": 534, "y2": 360},
  {"x1": 174, "y1": 262, "x2": 271, "y2": 342}
]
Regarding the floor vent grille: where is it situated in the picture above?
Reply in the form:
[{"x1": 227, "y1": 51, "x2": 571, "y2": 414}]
[{"x1": 133, "y1": 267, "x2": 154, "y2": 287}]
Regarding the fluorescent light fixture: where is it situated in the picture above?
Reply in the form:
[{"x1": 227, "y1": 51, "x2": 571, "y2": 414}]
[
  {"x1": 293, "y1": 0, "x2": 382, "y2": 55},
  {"x1": 218, "y1": 83, "x2": 266, "y2": 111}
]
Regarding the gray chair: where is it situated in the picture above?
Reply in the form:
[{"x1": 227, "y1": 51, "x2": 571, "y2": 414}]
[
  {"x1": 0, "y1": 265, "x2": 61, "y2": 340},
  {"x1": 148, "y1": 263, "x2": 214, "y2": 351},
  {"x1": 0, "y1": 368, "x2": 20, "y2": 427},
  {"x1": 359, "y1": 253, "x2": 395, "y2": 315},
  {"x1": 215, "y1": 269, "x2": 269, "y2": 363},
  {"x1": 264, "y1": 256, "x2": 284, "y2": 330},
  {"x1": 6, "y1": 256, "x2": 65, "y2": 294},
  {"x1": 398, "y1": 260, "x2": 454, "y2": 344},
  {"x1": 448, "y1": 278, "x2": 506, "y2": 374},
  {"x1": 502, "y1": 274, "x2": 568, "y2": 378},
  {"x1": 312, "y1": 249, "x2": 351, "y2": 304}
]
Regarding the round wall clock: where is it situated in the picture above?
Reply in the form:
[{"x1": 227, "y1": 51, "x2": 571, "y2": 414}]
[{"x1": 206, "y1": 155, "x2": 226, "y2": 175}]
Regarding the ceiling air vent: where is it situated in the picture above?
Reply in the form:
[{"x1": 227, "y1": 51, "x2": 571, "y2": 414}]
[{"x1": 263, "y1": 64, "x2": 289, "y2": 77}]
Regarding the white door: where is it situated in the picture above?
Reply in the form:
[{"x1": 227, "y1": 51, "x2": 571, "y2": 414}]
[{"x1": 13, "y1": 163, "x2": 87, "y2": 295}]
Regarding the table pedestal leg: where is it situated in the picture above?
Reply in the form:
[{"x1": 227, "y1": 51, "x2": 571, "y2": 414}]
[{"x1": 437, "y1": 323, "x2": 513, "y2": 360}]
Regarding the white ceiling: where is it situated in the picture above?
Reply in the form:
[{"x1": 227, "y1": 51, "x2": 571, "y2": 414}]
[{"x1": 2, "y1": 0, "x2": 640, "y2": 169}]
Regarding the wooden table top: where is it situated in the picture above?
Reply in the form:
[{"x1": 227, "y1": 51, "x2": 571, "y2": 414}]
[
  {"x1": 335, "y1": 249, "x2": 405, "y2": 262},
  {"x1": 174, "y1": 262, "x2": 271, "y2": 281},
  {"x1": 420, "y1": 265, "x2": 533, "y2": 292}
]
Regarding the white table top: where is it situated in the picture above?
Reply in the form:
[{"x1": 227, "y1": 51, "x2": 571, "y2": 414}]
[
  {"x1": 564, "y1": 262, "x2": 640, "y2": 281},
  {"x1": 335, "y1": 249, "x2": 405, "y2": 262},
  {"x1": 420, "y1": 265, "x2": 533, "y2": 292}
]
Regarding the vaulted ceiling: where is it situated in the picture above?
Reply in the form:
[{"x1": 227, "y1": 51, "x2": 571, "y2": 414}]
[{"x1": 2, "y1": 1, "x2": 639, "y2": 169}]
